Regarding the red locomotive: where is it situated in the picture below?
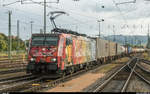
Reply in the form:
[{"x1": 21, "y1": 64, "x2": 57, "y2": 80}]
[{"x1": 27, "y1": 28, "x2": 96, "y2": 77}]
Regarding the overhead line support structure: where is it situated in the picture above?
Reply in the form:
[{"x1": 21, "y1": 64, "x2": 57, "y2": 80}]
[{"x1": 8, "y1": 11, "x2": 12, "y2": 59}]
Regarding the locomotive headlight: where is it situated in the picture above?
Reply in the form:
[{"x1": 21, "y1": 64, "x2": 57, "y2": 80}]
[
  {"x1": 51, "y1": 58, "x2": 56, "y2": 62},
  {"x1": 42, "y1": 48, "x2": 46, "y2": 51},
  {"x1": 30, "y1": 58, "x2": 35, "y2": 61}
]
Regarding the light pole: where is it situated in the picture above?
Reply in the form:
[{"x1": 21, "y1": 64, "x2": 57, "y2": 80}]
[
  {"x1": 17, "y1": 20, "x2": 20, "y2": 54},
  {"x1": 97, "y1": 19, "x2": 104, "y2": 38},
  {"x1": 44, "y1": 0, "x2": 46, "y2": 34},
  {"x1": 113, "y1": 25, "x2": 116, "y2": 42},
  {"x1": 3, "y1": 0, "x2": 59, "y2": 34},
  {"x1": 30, "y1": 21, "x2": 34, "y2": 36},
  {"x1": 8, "y1": 11, "x2": 12, "y2": 59}
]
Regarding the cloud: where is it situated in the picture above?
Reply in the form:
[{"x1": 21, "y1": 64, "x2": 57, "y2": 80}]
[{"x1": 0, "y1": 0, "x2": 150, "y2": 40}]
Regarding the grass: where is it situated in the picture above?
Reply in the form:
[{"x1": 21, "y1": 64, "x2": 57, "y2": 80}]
[
  {"x1": 0, "y1": 53, "x2": 27, "y2": 60},
  {"x1": 142, "y1": 52, "x2": 150, "y2": 61},
  {"x1": 112, "y1": 57, "x2": 129, "y2": 64},
  {"x1": 97, "y1": 64, "x2": 119, "y2": 73},
  {"x1": 0, "y1": 67, "x2": 14, "y2": 71},
  {"x1": 94, "y1": 57, "x2": 130, "y2": 74}
]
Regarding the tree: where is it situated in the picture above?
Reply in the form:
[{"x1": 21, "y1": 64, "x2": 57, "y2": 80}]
[
  {"x1": 0, "y1": 33, "x2": 26, "y2": 51},
  {"x1": 0, "y1": 40, "x2": 7, "y2": 51}
]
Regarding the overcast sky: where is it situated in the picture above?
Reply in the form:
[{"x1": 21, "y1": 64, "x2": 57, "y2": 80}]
[{"x1": 0, "y1": 0, "x2": 150, "y2": 40}]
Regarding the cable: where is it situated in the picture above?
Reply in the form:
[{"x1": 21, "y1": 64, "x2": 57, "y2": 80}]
[
  {"x1": 1, "y1": 0, "x2": 100, "y2": 32},
  {"x1": 112, "y1": 0, "x2": 137, "y2": 37}
]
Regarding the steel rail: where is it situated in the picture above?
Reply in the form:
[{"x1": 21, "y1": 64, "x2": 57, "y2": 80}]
[
  {"x1": 92, "y1": 58, "x2": 136, "y2": 92},
  {"x1": 0, "y1": 64, "x2": 27, "y2": 68},
  {"x1": 137, "y1": 63, "x2": 150, "y2": 73},
  {"x1": 0, "y1": 68, "x2": 26, "y2": 75},
  {"x1": 0, "y1": 58, "x2": 27, "y2": 62},
  {"x1": 123, "y1": 60, "x2": 150, "y2": 92},
  {"x1": 133, "y1": 67, "x2": 150, "y2": 86},
  {"x1": 0, "y1": 75, "x2": 37, "y2": 85},
  {"x1": 33, "y1": 56, "x2": 140, "y2": 92},
  {"x1": 93, "y1": 60, "x2": 131, "y2": 92},
  {"x1": 23, "y1": 68, "x2": 90, "y2": 92},
  {"x1": 23, "y1": 61, "x2": 111, "y2": 92},
  {"x1": 141, "y1": 59, "x2": 150, "y2": 65},
  {"x1": 0, "y1": 77, "x2": 43, "y2": 92},
  {"x1": 0, "y1": 74, "x2": 32, "y2": 82},
  {"x1": 121, "y1": 59, "x2": 138, "y2": 92}
]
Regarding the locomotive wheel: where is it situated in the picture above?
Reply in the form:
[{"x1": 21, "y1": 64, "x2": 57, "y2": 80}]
[
  {"x1": 62, "y1": 72, "x2": 66, "y2": 82},
  {"x1": 88, "y1": 64, "x2": 92, "y2": 70},
  {"x1": 30, "y1": 70, "x2": 38, "y2": 75},
  {"x1": 70, "y1": 67, "x2": 74, "y2": 75},
  {"x1": 85, "y1": 66, "x2": 88, "y2": 71}
]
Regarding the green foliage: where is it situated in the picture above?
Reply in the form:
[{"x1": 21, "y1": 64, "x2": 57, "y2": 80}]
[
  {"x1": 125, "y1": 43, "x2": 144, "y2": 48},
  {"x1": 0, "y1": 40, "x2": 7, "y2": 51},
  {"x1": 0, "y1": 33, "x2": 26, "y2": 51},
  {"x1": 25, "y1": 40, "x2": 29, "y2": 48},
  {"x1": 0, "y1": 33, "x2": 7, "y2": 51}
]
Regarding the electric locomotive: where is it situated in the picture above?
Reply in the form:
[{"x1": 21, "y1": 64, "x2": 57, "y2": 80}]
[{"x1": 27, "y1": 28, "x2": 96, "y2": 77}]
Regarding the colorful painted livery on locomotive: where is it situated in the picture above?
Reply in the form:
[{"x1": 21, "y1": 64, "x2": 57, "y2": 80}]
[{"x1": 27, "y1": 30, "x2": 96, "y2": 76}]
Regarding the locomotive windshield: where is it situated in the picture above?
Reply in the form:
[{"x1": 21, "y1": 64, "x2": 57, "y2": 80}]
[{"x1": 31, "y1": 36, "x2": 58, "y2": 46}]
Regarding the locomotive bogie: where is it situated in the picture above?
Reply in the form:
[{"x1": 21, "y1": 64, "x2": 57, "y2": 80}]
[{"x1": 27, "y1": 62, "x2": 58, "y2": 73}]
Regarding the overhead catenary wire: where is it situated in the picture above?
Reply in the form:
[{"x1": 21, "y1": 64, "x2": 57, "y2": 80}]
[
  {"x1": 1, "y1": 0, "x2": 148, "y2": 26},
  {"x1": 111, "y1": 0, "x2": 138, "y2": 37},
  {"x1": 1, "y1": 0, "x2": 133, "y2": 30},
  {"x1": 0, "y1": 0, "x2": 149, "y2": 38}
]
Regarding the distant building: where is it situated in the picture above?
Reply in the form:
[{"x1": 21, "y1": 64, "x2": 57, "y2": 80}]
[{"x1": 10, "y1": 36, "x2": 17, "y2": 39}]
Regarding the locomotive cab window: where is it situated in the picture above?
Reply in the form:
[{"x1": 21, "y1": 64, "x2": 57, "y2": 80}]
[{"x1": 31, "y1": 36, "x2": 58, "y2": 46}]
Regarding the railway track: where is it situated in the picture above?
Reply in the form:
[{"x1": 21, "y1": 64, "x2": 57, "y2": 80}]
[
  {"x1": 20, "y1": 57, "x2": 131, "y2": 92},
  {"x1": 0, "y1": 67, "x2": 91, "y2": 92},
  {"x1": 88, "y1": 57, "x2": 150, "y2": 92},
  {"x1": 0, "y1": 74, "x2": 32, "y2": 82},
  {"x1": 140, "y1": 59, "x2": 150, "y2": 65},
  {"x1": 0, "y1": 75, "x2": 42, "y2": 92},
  {"x1": 0, "y1": 54, "x2": 144, "y2": 92},
  {"x1": 0, "y1": 67, "x2": 26, "y2": 75},
  {"x1": 0, "y1": 59, "x2": 114, "y2": 92},
  {"x1": 23, "y1": 56, "x2": 150, "y2": 92},
  {"x1": 135, "y1": 63, "x2": 150, "y2": 83},
  {"x1": 0, "y1": 58, "x2": 27, "y2": 63},
  {"x1": 0, "y1": 64, "x2": 27, "y2": 69},
  {"x1": 125, "y1": 62, "x2": 150, "y2": 92},
  {"x1": 19, "y1": 64, "x2": 103, "y2": 92},
  {"x1": 0, "y1": 59, "x2": 27, "y2": 68},
  {"x1": 90, "y1": 58, "x2": 137, "y2": 92},
  {"x1": 0, "y1": 74, "x2": 36, "y2": 85}
]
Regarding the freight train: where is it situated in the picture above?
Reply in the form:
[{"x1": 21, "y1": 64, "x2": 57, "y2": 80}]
[{"x1": 26, "y1": 28, "x2": 145, "y2": 77}]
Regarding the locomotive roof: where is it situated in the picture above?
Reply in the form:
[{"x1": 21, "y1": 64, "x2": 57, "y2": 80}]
[
  {"x1": 52, "y1": 28, "x2": 87, "y2": 37},
  {"x1": 32, "y1": 33, "x2": 60, "y2": 37},
  {"x1": 32, "y1": 28, "x2": 95, "y2": 39}
]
